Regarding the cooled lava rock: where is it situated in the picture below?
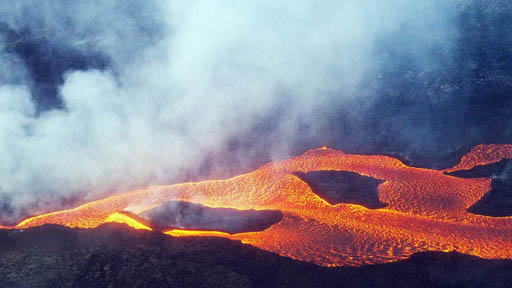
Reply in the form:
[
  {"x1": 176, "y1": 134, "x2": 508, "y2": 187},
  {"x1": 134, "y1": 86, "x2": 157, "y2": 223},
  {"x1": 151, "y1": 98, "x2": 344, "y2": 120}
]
[
  {"x1": 135, "y1": 201, "x2": 283, "y2": 234},
  {"x1": 444, "y1": 159, "x2": 510, "y2": 178},
  {"x1": 467, "y1": 179, "x2": 512, "y2": 217},
  {"x1": 445, "y1": 159, "x2": 512, "y2": 217},
  {"x1": 0, "y1": 223, "x2": 511, "y2": 288},
  {"x1": 294, "y1": 171, "x2": 387, "y2": 209}
]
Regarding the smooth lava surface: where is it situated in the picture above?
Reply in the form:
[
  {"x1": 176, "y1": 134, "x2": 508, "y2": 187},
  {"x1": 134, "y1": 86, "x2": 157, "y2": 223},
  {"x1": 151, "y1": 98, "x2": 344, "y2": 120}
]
[{"x1": 7, "y1": 144, "x2": 512, "y2": 267}]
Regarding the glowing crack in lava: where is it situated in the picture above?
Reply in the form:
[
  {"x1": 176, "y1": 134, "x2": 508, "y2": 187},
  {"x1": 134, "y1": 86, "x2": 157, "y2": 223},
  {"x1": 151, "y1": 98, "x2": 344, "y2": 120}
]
[{"x1": 9, "y1": 144, "x2": 512, "y2": 267}]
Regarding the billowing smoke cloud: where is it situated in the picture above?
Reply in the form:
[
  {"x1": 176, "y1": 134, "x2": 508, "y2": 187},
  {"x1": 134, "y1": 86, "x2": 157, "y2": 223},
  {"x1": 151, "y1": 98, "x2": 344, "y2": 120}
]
[{"x1": 0, "y1": 0, "x2": 509, "y2": 224}]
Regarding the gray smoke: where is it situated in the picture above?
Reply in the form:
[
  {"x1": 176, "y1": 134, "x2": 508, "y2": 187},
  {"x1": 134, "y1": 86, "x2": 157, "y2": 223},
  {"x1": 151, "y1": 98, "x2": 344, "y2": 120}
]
[
  {"x1": 137, "y1": 200, "x2": 283, "y2": 234},
  {"x1": 0, "y1": 1, "x2": 473, "y2": 223}
]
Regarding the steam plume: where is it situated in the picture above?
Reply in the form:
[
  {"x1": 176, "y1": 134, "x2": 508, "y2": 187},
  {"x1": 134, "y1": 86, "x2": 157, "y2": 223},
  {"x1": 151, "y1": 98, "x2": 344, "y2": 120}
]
[{"x1": 1, "y1": 1, "x2": 508, "y2": 223}]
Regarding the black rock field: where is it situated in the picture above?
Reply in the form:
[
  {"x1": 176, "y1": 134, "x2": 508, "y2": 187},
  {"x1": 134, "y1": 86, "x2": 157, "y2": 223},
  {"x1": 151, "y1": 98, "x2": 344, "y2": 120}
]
[{"x1": 1, "y1": 223, "x2": 511, "y2": 288}]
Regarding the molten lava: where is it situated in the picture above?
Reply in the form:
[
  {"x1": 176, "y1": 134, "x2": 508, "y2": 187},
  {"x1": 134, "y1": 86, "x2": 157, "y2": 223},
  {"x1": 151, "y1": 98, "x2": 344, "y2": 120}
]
[{"x1": 7, "y1": 144, "x2": 512, "y2": 267}]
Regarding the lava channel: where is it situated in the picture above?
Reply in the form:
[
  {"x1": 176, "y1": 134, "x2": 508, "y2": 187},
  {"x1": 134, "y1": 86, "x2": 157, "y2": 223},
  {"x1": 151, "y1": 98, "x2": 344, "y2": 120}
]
[{"x1": 6, "y1": 144, "x2": 512, "y2": 267}]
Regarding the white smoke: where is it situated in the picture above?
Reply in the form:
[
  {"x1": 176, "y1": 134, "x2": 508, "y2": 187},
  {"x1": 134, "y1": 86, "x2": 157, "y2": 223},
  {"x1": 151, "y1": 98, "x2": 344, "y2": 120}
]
[{"x1": 0, "y1": 0, "x2": 458, "y2": 223}]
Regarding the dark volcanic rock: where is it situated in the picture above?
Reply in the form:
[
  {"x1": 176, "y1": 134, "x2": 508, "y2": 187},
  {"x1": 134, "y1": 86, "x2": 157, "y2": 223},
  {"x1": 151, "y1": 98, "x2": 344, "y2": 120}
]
[
  {"x1": 445, "y1": 159, "x2": 512, "y2": 217},
  {"x1": 136, "y1": 201, "x2": 283, "y2": 234},
  {"x1": 374, "y1": 144, "x2": 475, "y2": 171},
  {"x1": 0, "y1": 224, "x2": 511, "y2": 288},
  {"x1": 444, "y1": 159, "x2": 510, "y2": 178},
  {"x1": 467, "y1": 179, "x2": 512, "y2": 217},
  {"x1": 294, "y1": 171, "x2": 387, "y2": 209}
]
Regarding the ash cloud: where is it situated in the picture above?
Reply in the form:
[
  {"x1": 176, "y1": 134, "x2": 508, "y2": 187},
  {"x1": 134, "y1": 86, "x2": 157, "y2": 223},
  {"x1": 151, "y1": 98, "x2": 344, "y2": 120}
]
[{"x1": 0, "y1": 1, "x2": 509, "y2": 224}]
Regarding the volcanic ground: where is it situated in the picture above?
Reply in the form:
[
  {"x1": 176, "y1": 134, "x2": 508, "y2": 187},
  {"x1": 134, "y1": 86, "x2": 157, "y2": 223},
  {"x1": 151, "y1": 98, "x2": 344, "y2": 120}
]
[
  {"x1": 1, "y1": 223, "x2": 512, "y2": 288},
  {"x1": 1, "y1": 144, "x2": 512, "y2": 287}
]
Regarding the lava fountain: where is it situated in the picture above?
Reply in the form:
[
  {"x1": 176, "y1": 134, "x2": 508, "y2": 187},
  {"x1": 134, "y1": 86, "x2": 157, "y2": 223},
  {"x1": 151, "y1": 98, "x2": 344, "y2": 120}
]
[{"x1": 6, "y1": 144, "x2": 512, "y2": 267}]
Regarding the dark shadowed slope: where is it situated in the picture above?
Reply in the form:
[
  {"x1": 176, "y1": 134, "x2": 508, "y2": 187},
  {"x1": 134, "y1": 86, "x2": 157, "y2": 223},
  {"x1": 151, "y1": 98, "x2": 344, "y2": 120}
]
[{"x1": 2, "y1": 223, "x2": 511, "y2": 288}]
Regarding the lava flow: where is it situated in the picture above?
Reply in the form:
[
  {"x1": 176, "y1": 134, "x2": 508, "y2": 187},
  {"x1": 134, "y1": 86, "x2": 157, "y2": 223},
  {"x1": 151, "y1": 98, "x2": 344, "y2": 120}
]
[{"x1": 6, "y1": 144, "x2": 512, "y2": 267}]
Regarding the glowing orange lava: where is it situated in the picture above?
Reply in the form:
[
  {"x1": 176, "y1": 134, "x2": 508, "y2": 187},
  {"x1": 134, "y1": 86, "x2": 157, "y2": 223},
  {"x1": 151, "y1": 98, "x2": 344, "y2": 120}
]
[{"x1": 6, "y1": 144, "x2": 512, "y2": 267}]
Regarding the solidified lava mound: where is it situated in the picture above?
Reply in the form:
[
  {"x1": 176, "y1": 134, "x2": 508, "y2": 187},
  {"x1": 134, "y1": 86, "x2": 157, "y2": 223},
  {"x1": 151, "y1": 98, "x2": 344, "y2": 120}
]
[
  {"x1": 136, "y1": 201, "x2": 283, "y2": 234},
  {"x1": 293, "y1": 171, "x2": 387, "y2": 208},
  {"x1": 445, "y1": 159, "x2": 512, "y2": 217},
  {"x1": 1, "y1": 223, "x2": 512, "y2": 288}
]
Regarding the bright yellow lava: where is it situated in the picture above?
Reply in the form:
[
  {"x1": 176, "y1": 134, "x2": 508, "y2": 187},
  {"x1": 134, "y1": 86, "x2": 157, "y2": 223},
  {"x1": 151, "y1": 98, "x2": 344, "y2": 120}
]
[
  {"x1": 105, "y1": 212, "x2": 152, "y2": 231},
  {"x1": 164, "y1": 229, "x2": 232, "y2": 237}
]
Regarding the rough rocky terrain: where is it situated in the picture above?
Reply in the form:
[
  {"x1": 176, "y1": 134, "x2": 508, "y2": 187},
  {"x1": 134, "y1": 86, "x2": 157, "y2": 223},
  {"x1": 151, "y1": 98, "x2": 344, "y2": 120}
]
[{"x1": 1, "y1": 223, "x2": 511, "y2": 288}]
